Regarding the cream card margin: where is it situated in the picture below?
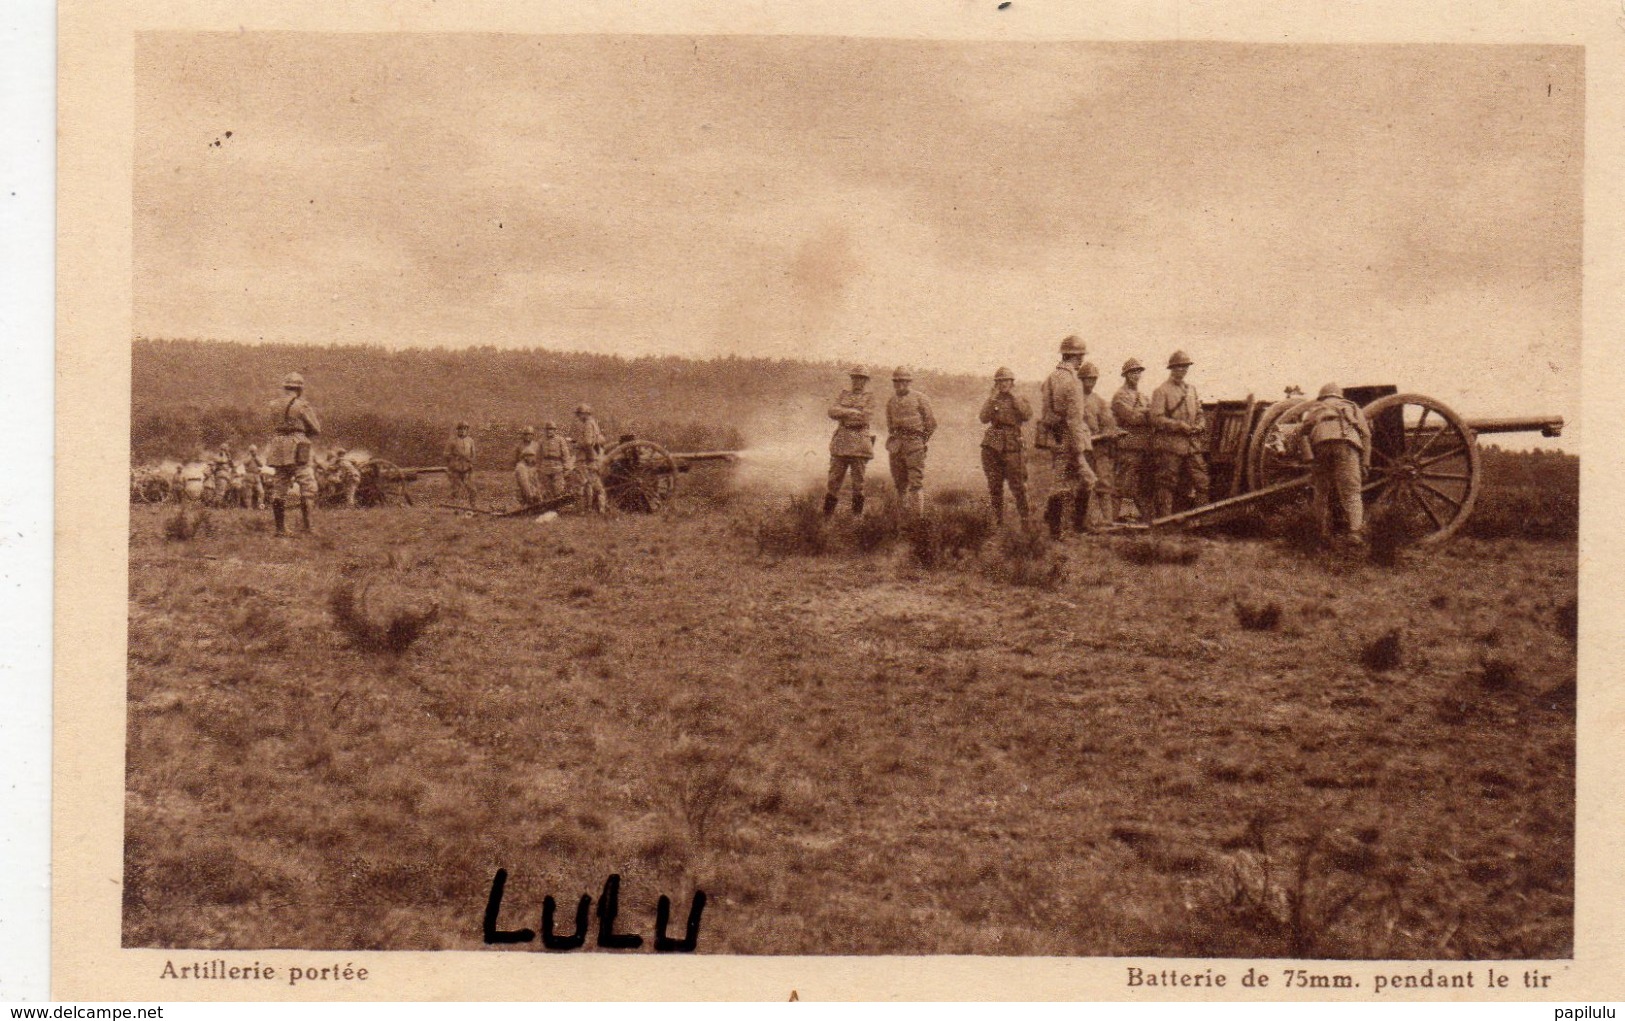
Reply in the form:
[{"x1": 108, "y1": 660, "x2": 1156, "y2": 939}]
[{"x1": 55, "y1": 0, "x2": 1625, "y2": 1002}]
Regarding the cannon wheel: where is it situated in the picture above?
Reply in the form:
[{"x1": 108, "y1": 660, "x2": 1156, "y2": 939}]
[
  {"x1": 362, "y1": 460, "x2": 414, "y2": 508},
  {"x1": 1361, "y1": 393, "x2": 1481, "y2": 545},
  {"x1": 600, "y1": 440, "x2": 678, "y2": 513},
  {"x1": 1244, "y1": 397, "x2": 1311, "y2": 491}
]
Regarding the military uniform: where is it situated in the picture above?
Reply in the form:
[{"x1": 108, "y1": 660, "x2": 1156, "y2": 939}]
[
  {"x1": 826, "y1": 379, "x2": 875, "y2": 516},
  {"x1": 1148, "y1": 364, "x2": 1209, "y2": 518},
  {"x1": 1038, "y1": 359, "x2": 1097, "y2": 535},
  {"x1": 1080, "y1": 390, "x2": 1120, "y2": 529},
  {"x1": 979, "y1": 377, "x2": 1031, "y2": 525},
  {"x1": 336, "y1": 455, "x2": 363, "y2": 508},
  {"x1": 1294, "y1": 387, "x2": 1373, "y2": 543},
  {"x1": 445, "y1": 429, "x2": 478, "y2": 505},
  {"x1": 514, "y1": 437, "x2": 542, "y2": 506},
  {"x1": 265, "y1": 381, "x2": 322, "y2": 532},
  {"x1": 1110, "y1": 374, "x2": 1152, "y2": 522},
  {"x1": 243, "y1": 448, "x2": 265, "y2": 510},
  {"x1": 885, "y1": 380, "x2": 936, "y2": 514},
  {"x1": 570, "y1": 410, "x2": 609, "y2": 514},
  {"x1": 538, "y1": 429, "x2": 575, "y2": 502}
]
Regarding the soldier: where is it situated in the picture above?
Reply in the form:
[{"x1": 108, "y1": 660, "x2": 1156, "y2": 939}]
[
  {"x1": 885, "y1": 366, "x2": 936, "y2": 516},
  {"x1": 335, "y1": 449, "x2": 362, "y2": 508},
  {"x1": 979, "y1": 366, "x2": 1032, "y2": 526},
  {"x1": 1111, "y1": 359, "x2": 1152, "y2": 522},
  {"x1": 1148, "y1": 350, "x2": 1210, "y2": 518},
  {"x1": 1036, "y1": 335, "x2": 1097, "y2": 538},
  {"x1": 1292, "y1": 383, "x2": 1373, "y2": 545},
  {"x1": 514, "y1": 426, "x2": 542, "y2": 507},
  {"x1": 825, "y1": 365, "x2": 875, "y2": 517},
  {"x1": 444, "y1": 421, "x2": 479, "y2": 507},
  {"x1": 211, "y1": 447, "x2": 234, "y2": 507},
  {"x1": 537, "y1": 421, "x2": 575, "y2": 502},
  {"x1": 265, "y1": 371, "x2": 321, "y2": 535},
  {"x1": 1078, "y1": 362, "x2": 1122, "y2": 530},
  {"x1": 243, "y1": 444, "x2": 265, "y2": 510},
  {"x1": 570, "y1": 404, "x2": 609, "y2": 514}
]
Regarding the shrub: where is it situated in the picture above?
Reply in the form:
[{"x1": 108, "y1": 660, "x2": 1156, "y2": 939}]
[
  {"x1": 906, "y1": 505, "x2": 992, "y2": 569},
  {"x1": 1365, "y1": 503, "x2": 1427, "y2": 567},
  {"x1": 162, "y1": 508, "x2": 211, "y2": 542},
  {"x1": 983, "y1": 528, "x2": 1067, "y2": 590},
  {"x1": 850, "y1": 511, "x2": 900, "y2": 555},
  {"x1": 329, "y1": 582, "x2": 441, "y2": 655},
  {"x1": 754, "y1": 494, "x2": 828, "y2": 557},
  {"x1": 1360, "y1": 629, "x2": 1402, "y2": 672},
  {"x1": 1234, "y1": 600, "x2": 1283, "y2": 631}
]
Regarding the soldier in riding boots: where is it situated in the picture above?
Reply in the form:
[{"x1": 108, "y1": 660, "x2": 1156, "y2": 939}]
[
  {"x1": 1036, "y1": 335, "x2": 1097, "y2": 538},
  {"x1": 885, "y1": 366, "x2": 936, "y2": 516},
  {"x1": 979, "y1": 366, "x2": 1032, "y2": 527},
  {"x1": 1148, "y1": 350, "x2": 1210, "y2": 518},
  {"x1": 265, "y1": 372, "x2": 322, "y2": 535},
  {"x1": 825, "y1": 365, "x2": 876, "y2": 517},
  {"x1": 1110, "y1": 358, "x2": 1152, "y2": 522}
]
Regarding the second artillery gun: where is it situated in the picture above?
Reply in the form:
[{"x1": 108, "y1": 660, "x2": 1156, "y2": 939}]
[{"x1": 1137, "y1": 384, "x2": 1564, "y2": 545}]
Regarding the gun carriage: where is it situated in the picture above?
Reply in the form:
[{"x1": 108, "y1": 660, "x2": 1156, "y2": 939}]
[{"x1": 1144, "y1": 384, "x2": 1564, "y2": 545}]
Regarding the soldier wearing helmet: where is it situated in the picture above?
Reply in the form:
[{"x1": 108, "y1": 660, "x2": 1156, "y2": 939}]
[
  {"x1": 570, "y1": 404, "x2": 609, "y2": 514},
  {"x1": 514, "y1": 426, "x2": 542, "y2": 507},
  {"x1": 886, "y1": 366, "x2": 936, "y2": 516},
  {"x1": 537, "y1": 421, "x2": 575, "y2": 503},
  {"x1": 1111, "y1": 358, "x2": 1153, "y2": 522},
  {"x1": 264, "y1": 371, "x2": 322, "y2": 535},
  {"x1": 1036, "y1": 335, "x2": 1098, "y2": 538},
  {"x1": 824, "y1": 365, "x2": 875, "y2": 517},
  {"x1": 1078, "y1": 362, "x2": 1124, "y2": 530},
  {"x1": 333, "y1": 448, "x2": 363, "y2": 508},
  {"x1": 1147, "y1": 349, "x2": 1210, "y2": 518},
  {"x1": 979, "y1": 366, "x2": 1033, "y2": 526},
  {"x1": 1291, "y1": 383, "x2": 1373, "y2": 547},
  {"x1": 444, "y1": 420, "x2": 479, "y2": 508}
]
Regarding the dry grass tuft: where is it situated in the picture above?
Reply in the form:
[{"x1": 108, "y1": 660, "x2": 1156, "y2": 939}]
[
  {"x1": 983, "y1": 528, "x2": 1067, "y2": 590},
  {"x1": 1234, "y1": 600, "x2": 1283, "y2": 632},
  {"x1": 1366, "y1": 505, "x2": 1427, "y2": 567},
  {"x1": 1360, "y1": 628, "x2": 1403, "y2": 672},
  {"x1": 1119, "y1": 537, "x2": 1202, "y2": 566},
  {"x1": 754, "y1": 493, "x2": 829, "y2": 558},
  {"x1": 907, "y1": 505, "x2": 993, "y2": 569},
  {"x1": 329, "y1": 582, "x2": 441, "y2": 655},
  {"x1": 1478, "y1": 656, "x2": 1521, "y2": 692}
]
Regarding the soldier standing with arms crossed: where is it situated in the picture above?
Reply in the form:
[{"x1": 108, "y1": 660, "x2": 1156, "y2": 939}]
[
  {"x1": 1037, "y1": 335, "x2": 1097, "y2": 539},
  {"x1": 445, "y1": 421, "x2": 479, "y2": 508},
  {"x1": 1079, "y1": 362, "x2": 1122, "y2": 531},
  {"x1": 825, "y1": 365, "x2": 875, "y2": 518},
  {"x1": 1292, "y1": 383, "x2": 1373, "y2": 546},
  {"x1": 886, "y1": 366, "x2": 936, "y2": 517},
  {"x1": 1148, "y1": 350, "x2": 1210, "y2": 518},
  {"x1": 1111, "y1": 359, "x2": 1152, "y2": 522},
  {"x1": 537, "y1": 421, "x2": 575, "y2": 503},
  {"x1": 265, "y1": 372, "x2": 321, "y2": 536},
  {"x1": 979, "y1": 366, "x2": 1032, "y2": 527}
]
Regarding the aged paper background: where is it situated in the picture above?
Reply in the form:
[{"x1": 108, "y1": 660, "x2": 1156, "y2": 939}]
[{"x1": 58, "y1": 0, "x2": 1624, "y2": 1001}]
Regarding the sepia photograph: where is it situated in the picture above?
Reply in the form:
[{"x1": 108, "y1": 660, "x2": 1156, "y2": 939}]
[{"x1": 118, "y1": 30, "x2": 1580, "y2": 965}]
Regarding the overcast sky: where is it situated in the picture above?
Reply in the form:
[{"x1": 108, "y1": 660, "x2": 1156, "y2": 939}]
[{"x1": 135, "y1": 34, "x2": 1581, "y2": 442}]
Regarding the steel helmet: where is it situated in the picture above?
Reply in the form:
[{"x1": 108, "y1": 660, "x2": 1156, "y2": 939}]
[
  {"x1": 1122, "y1": 358, "x2": 1145, "y2": 375},
  {"x1": 1167, "y1": 350, "x2": 1194, "y2": 368},
  {"x1": 1318, "y1": 383, "x2": 1343, "y2": 399},
  {"x1": 543, "y1": 421, "x2": 557, "y2": 431},
  {"x1": 522, "y1": 425, "x2": 536, "y2": 435},
  {"x1": 456, "y1": 420, "x2": 470, "y2": 429},
  {"x1": 575, "y1": 403, "x2": 593, "y2": 416},
  {"x1": 1060, "y1": 335, "x2": 1087, "y2": 356},
  {"x1": 849, "y1": 365, "x2": 870, "y2": 378},
  {"x1": 282, "y1": 371, "x2": 305, "y2": 389},
  {"x1": 1079, "y1": 361, "x2": 1100, "y2": 380},
  {"x1": 892, "y1": 365, "x2": 913, "y2": 381},
  {"x1": 248, "y1": 444, "x2": 258, "y2": 452},
  {"x1": 993, "y1": 366, "x2": 1015, "y2": 381}
]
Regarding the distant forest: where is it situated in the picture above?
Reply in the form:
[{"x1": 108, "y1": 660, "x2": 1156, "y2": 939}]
[{"x1": 131, "y1": 337, "x2": 994, "y2": 468}]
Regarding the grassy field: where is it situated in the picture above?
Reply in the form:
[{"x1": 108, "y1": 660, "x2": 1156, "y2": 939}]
[{"x1": 124, "y1": 471, "x2": 1576, "y2": 958}]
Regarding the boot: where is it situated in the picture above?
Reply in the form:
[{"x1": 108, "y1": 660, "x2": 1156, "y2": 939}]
[
  {"x1": 272, "y1": 502, "x2": 287, "y2": 535},
  {"x1": 823, "y1": 493, "x2": 839, "y2": 518},
  {"x1": 852, "y1": 492, "x2": 865, "y2": 517},
  {"x1": 300, "y1": 499, "x2": 313, "y2": 533},
  {"x1": 988, "y1": 492, "x2": 1004, "y2": 527},
  {"x1": 1044, "y1": 495, "x2": 1064, "y2": 539}
]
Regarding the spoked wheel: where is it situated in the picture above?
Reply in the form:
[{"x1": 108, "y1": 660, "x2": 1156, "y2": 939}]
[
  {"x1": 360, "y1": 460, "x2": 413, "y2": 508},
  {"x1": 1361, "y1": 393, "x2": 1480, "y2": 545},
  {"x1": 600, "y1": 440, "x2": 678, "y2": 513},
  {"x1": 1244, "y1": 397, "x2": 1312, "y2": 490}
]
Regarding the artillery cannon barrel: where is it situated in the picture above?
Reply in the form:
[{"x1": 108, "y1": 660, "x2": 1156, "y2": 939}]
[
  {"x1": 669, "y1": 451, "x2": 739, "y2": 463},
  {"x1": 1464, "y1": 416, "x2": 1564, "y2": 439},
  {"x1": 381, "y1": 465, "x2": 449, "y2": 476}
]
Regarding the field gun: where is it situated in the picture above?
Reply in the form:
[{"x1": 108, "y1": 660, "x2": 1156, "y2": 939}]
[
  {"x1": 1142, "y1": 384, "x2": 1565, "y2": 546},
  {"x1": 445, "y1": 437, "x2": 739, "y2": 518}
]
